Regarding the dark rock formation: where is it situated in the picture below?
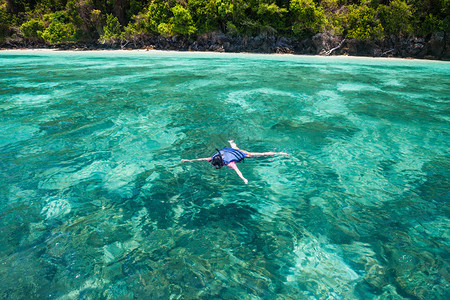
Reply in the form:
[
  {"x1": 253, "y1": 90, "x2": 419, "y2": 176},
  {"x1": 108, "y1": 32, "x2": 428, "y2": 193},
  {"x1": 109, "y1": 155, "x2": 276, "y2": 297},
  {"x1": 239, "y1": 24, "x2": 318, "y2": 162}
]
[{"x1": 1, "y1": 31, "x2": 449, "y2": 60}]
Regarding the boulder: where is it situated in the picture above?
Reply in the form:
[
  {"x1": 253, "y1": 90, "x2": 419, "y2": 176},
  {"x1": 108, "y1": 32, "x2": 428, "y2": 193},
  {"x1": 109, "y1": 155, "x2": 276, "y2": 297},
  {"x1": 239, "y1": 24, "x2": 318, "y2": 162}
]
[
  {"x1": 428, "y1": 32, "x2": 445, "y2": 58},
  {"x1": 312, "y1": 32, "x2": 345, "y2": 55}
]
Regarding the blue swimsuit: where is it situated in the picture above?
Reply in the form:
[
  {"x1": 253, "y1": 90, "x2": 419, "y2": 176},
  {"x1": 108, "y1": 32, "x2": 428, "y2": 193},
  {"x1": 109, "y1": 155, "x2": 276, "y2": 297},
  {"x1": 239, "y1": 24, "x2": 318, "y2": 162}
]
[{"x1": 214, "y1": 147, "x2": 247, "y2": 164}]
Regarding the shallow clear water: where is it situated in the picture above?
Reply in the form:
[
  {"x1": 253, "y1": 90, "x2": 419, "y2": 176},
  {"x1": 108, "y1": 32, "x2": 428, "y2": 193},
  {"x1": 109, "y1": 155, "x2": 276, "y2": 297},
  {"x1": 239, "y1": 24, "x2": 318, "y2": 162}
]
[{"x1": 0, "y1": 51, "x2": 449, "y2": 299}]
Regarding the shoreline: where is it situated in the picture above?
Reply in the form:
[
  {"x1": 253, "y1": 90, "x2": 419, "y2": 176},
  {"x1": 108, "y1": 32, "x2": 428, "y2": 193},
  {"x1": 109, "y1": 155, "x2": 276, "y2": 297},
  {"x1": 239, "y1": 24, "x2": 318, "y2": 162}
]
[
  {"x1": 2, "y1": 48, "x2": 449, "y2": 63},
  {"x1": 1, "y1": 32, "x2": 449, "y2": 61}
]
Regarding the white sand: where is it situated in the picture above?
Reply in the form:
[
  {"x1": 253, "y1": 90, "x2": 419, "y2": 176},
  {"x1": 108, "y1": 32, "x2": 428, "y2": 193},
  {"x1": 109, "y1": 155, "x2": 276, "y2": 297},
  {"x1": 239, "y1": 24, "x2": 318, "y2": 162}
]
[{"x1": 2, "y1": 48, "x2": 448, "y2": 64}]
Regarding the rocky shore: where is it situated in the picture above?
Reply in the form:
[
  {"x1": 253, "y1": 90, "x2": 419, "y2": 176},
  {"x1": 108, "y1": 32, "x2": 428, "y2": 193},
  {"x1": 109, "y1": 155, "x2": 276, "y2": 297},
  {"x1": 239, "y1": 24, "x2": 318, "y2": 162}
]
[{"x1": 2, "y1": 31, "x2": 449, "y2": 60}]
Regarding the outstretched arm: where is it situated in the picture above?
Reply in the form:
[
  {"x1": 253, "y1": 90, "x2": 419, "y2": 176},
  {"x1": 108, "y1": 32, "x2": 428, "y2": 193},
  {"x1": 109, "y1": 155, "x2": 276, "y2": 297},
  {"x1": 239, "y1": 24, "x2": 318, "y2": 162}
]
[
  {"x1": 181, "y1": 157, "x2": 210, "y2": 162},
  {"x1": 227, "y1": 162, "x2": 248, "y2": 184}
]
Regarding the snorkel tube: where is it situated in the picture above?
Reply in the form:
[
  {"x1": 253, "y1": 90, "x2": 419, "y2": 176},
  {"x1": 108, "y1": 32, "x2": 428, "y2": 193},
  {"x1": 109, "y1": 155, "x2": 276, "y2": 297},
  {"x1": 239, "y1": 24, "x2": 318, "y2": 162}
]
[{"x1": 211, "y1": 148, "x2": 225, "y2": 169}]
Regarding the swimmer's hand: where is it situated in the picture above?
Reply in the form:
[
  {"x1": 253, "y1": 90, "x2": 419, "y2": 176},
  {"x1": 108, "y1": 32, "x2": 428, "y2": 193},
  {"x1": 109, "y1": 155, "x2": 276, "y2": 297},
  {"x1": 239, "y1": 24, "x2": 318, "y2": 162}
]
[{"x1": 243, "y1": 178, "x2": 248, "y2": 184}]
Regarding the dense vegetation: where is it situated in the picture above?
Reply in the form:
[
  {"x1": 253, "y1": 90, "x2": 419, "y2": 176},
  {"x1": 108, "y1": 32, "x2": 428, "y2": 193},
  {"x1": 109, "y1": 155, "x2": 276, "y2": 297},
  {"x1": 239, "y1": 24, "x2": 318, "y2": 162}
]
[{"x1": 0, "y1": 0, "x2": 448, "y2": 45}]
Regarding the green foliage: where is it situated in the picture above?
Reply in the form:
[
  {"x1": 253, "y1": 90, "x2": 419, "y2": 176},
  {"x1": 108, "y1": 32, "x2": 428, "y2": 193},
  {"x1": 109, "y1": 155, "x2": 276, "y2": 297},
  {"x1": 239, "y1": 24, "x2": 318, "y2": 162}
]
[
  {"x1": 226, "y1": 20, "x2": 238, "y2": 36},
  {"x1": 188, "y1": 0, "x2": 219, "y2": 33},
  {"x1": 290, "y1": 0, "x2": 327, "y2": 36},
  {"x1": 63, "y1": 0, "x2": 99, "y2": 39},
  {"x1": 33, "y1": 0, "x2": 67, "y2": 12},
  {"x1": 20, "y1": 18, "x2": 45, "y2": 39},
  {"x1": 40, "y1": 11, "x2": 79, "y2": 43},
  {"x1": 157, "y1": 22, "x2": 172, "y2": 36},
  {"x1": 418, "y1": 13, "x2": 442, "y2": 36},
  {"x1": 256, "y1": 2, "x2": 287, "y2": 33},
  {"x1": 0, "y1": 0, "x2": 448, "y2": 44},
  {"x1": 123, "y1": 0, "x2": 173, "y2": 38},
  {"x1": 443, "y1": 0, "x2": 450, "y2": 31},
  {"x1": 90, "y1": 9, "x2": 104, "y2": 36},
  {"x1": 171, "y1": 4, "x2": 197, "y2": 36},
  {"x1": 320, "y1": 0, "x2": 348, "y2": 35},
  {"x1": 347, "y1": 4, "x2": 384, "y2": 40},
  {"x1": 378, "y1": 0, "x2": 413, "y2": 36},
  {"x1": 411, "y1": 0, "x2": 447, "y2": 34},
  {"x1": 99, "y1": 13, "x2": 121, "y2": 43},
  {"x1": 0, "y1": 7, "x2": 13, "y2": 41},
  {"x1": 216, "y1": 0, "x2": 247, "y2": 33},
  {"x1": 140, "y1": 0, "x2": 171, "y2": 34},
  {"x1": 128, "y1": 0, "x2": 147, "y2": 20},
  {"x1": 121, "y1": 20, "x2": 143, "y2": 41}
]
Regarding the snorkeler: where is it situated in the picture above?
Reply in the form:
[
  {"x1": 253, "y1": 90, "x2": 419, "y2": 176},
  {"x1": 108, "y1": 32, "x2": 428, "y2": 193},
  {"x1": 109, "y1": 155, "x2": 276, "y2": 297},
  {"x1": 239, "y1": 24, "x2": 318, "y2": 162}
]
[{"x1": 181, "y1": 140, "x2": 288, "y2": 184}]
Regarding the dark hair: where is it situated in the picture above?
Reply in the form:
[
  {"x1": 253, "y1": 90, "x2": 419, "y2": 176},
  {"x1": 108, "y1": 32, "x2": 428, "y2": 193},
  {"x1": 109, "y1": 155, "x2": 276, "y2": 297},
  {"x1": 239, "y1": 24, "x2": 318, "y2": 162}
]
[{"x1": 211, "y1": 149, "x2": 224, "y2": 169}]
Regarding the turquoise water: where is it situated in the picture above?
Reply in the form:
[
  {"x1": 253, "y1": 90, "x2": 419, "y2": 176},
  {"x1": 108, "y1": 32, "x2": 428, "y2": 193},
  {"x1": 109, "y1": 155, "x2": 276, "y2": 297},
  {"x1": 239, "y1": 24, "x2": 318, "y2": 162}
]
[{"x1": 0, "y1": 51, "x2": 449, "y2": 299}]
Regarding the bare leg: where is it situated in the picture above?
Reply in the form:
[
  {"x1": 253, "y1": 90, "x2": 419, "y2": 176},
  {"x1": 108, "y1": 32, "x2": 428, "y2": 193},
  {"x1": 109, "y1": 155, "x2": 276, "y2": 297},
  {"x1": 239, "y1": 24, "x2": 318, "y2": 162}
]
[
  {"x1": 228, "y1": 140, "x2": 252, "y2": 157},
  {"x1": 228, "y1": 140, "x2": 239, "y2": 149},
  {"x1": 247, "y1": 151, "x2": 289, "y2": 157},
  {"x1": 228, "y1": 140, "x2": 288, "y2": 157},
  {"x1": 227, "y1": 162, "x2": 248, "y2": 184}
]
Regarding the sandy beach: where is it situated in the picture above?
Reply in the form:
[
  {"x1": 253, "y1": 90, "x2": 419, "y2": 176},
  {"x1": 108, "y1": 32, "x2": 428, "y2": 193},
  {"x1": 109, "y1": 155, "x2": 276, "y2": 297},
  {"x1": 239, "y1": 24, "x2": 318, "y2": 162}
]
[{"x1": 3, "y1": 48, "x2": 448, "y2": 63}]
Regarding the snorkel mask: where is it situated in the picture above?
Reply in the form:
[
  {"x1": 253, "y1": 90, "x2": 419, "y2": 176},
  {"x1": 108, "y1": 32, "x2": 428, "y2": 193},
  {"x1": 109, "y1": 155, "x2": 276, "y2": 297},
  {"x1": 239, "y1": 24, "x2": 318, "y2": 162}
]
[{"x1": 211, "y1": 148, "x2": 225, "y2": 169}]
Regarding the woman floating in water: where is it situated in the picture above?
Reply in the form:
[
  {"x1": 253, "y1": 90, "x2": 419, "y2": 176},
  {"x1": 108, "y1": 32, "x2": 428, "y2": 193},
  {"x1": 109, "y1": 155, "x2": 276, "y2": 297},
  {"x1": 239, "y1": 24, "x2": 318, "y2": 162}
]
[{"x1": 181, "y1": 140, "x2": 288, "y2": 184}]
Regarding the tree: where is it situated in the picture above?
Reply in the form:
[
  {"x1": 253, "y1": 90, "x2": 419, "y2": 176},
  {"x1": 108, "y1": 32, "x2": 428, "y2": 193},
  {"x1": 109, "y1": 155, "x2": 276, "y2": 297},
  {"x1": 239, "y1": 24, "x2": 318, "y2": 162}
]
[
  {"x1": 20, "y1": 18, "x2": 45, "y2": 39},
  {"x1": 216, "y1": 0, "x2": 248, "y2": 33},
  {"x1": 290, "y1": 0, "x2": 327, "y2": 37},
  {"x1": 347, "y1": 4, "x2": 384, "y2": 40},
  {"x1": 40, "y1": 11, "x2": 79, "y2": 43},
  {"x1": 411, "y1": 0, "x2": 447, "y2": 34},
  {"x1": 188, "y1": 0, "x2": 219, "y2": 33},
  {"x1": 256, "y1": 2, "x2": 287, "y2": 34},
  {"x1": 0, "y1": 0, "x2": 449, "y2": 45},
  {"x1": 99, "y1": 13, "x2": 121, "y2": 43},
  {"x1": 113, "y1": 0, "x2": 130, "y2": 25},
  {"x1": 0, "y1": 6, "x2": 13, "y2": 41},
  {"x1": 171, "y1": 4, "x2": 197, "y2": 35},
  {"x1": 134, "y1": 0, "x2": 171, "y2": 34},
  {"x1": 378, "y1": 0, "x2": 413, "y2": 36},
  {"x1": 320, "y1": 0, "x2": 348, "y2": 35}
]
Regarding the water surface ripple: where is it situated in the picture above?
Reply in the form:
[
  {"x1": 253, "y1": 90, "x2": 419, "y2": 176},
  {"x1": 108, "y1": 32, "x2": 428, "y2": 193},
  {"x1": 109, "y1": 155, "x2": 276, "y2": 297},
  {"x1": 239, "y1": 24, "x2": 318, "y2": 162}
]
[{"x1": 0, "y1": 52, "x2": 449, "y2": 299}]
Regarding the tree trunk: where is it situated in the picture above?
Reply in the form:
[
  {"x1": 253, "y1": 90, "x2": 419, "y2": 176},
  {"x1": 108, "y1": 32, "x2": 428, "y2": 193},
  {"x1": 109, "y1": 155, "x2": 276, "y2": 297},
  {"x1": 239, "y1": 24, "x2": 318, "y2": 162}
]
[
  {"x1": 6, "y1": 0, "x2": 17, "y2": 13},
  {"x1": 113, "y1": 0, "x2": 130, "y2": 25}
]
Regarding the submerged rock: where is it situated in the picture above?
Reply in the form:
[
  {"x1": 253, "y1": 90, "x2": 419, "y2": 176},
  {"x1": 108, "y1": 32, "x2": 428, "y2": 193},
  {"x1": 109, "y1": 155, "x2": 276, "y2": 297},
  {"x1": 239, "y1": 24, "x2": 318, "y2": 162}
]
[
  {"x1": 41, "y1": 196, "x2": 71, "y2": 220},
  {"x1": 286, "y1": 235, "x2": 360, "y2": 298},
  {"x1": 342, "y1": 242, "x2": 388, "y2": 290},
  {"x1": 386, "y1": 245, "x2": 449, "y2": 299}
]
